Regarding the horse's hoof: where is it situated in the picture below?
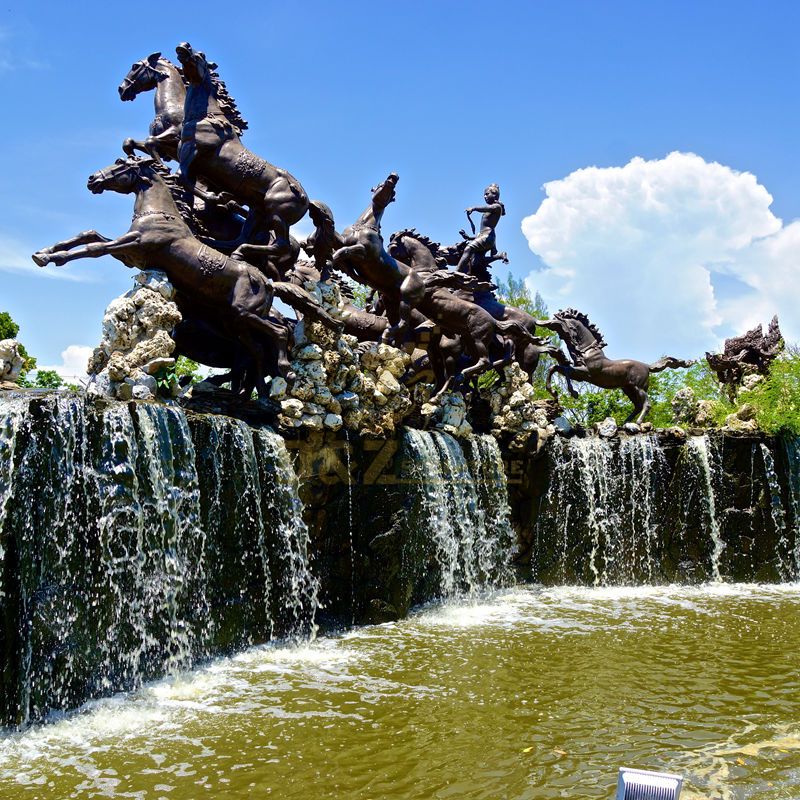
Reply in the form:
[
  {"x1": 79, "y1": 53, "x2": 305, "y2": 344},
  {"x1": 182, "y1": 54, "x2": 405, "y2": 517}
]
[{"x1": 31, "y1": 252, "x2": 50, "y2": 267}]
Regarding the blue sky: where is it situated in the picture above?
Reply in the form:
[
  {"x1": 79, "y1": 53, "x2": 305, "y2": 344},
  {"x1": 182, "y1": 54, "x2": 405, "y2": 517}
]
[{"x1": 1, "y1": 1, "x2": 799, "y2": 375}]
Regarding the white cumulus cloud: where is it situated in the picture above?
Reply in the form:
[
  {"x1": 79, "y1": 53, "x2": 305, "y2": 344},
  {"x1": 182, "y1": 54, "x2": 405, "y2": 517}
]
[
  {"x1": 38, "y1": 345, "x2": 93, "y2": 383},
  {"x1": 521, "y1": 151, "x2": 797, "y2": 360}
]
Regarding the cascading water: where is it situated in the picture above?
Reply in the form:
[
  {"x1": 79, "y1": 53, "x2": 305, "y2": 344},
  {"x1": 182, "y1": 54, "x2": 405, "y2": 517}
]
[
  {"x1": 784, "y1": 437, "x2": 800, "y2": 576},
  {"x1": 0, "y1": 395, "x2": 318, "y2": 727},
  {"x1": 759, "y1": 443, "x2": 793, "y2": 579},
  {"x1": 401, "y1": 429, "x2": 514, "y2": 599},
  {"x1": 535, "y1": 435, "x2": 668, "y2": 585},
  {"x1": 687, "y1": 436, "x2": 725, "y2": 581}
]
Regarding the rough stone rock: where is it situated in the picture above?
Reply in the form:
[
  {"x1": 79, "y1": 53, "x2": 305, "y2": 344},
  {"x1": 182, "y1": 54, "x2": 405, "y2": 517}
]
[
  {"x1": 481, "y1": 363, "x2": 554, "y2": 450},
  {"x1": 694, "y1": 400, "x2": 718, "y2": 428},
  {"x1": 597, "y1": 417, "x2": 618, "y2": 438},
  {"x1": 280, "y1": 398, "x2": 304, "y2": 419},
  {"x1": 269, "y1": 377, "x2": 288, "y2": 400},
  {"x1": 0, "y1": 339, "x2": 25, "y2": 384},
  {"x1": 324, "y1": 413, "x2": 344, "y2": 430},
  {"x1": 671, "y1": 387, "x2": 698, "y2": 425},
  {"x1": 741, "y1": 374, "x2": 764, "y2": 392},
  {"x1": 88, "y1": 269, "x2": 180, "y2": 401},
  {"x1": 280, "y1": 272, "x2": 412, "y2": 436},
  {"x1": 622, "y1": 422, "x2": 641, "y2": 435},
  {"x1": 142, "y1": 357, "x2": 175, "y2": 376}
]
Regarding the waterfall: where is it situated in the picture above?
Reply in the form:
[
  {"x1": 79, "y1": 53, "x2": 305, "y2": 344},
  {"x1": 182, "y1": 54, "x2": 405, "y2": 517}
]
[
  {"x1": 781, "y1": 437, "x2": 800, "y2": 577},
  {"x1": 536, "y1": 435, "x2": 668, "y2": 585},
  {"x1": 0, "y1": 395, "x2": 317, "y2": 727},
  {"x1": 687, "y1": 436, "x2": 725, "y2": 581},
  {"x1": 401, "y1": 430, "x2": 514, "y2": 599},
  {"x1": 759, "y1": 443, "x2": 793, "y2": 579}
]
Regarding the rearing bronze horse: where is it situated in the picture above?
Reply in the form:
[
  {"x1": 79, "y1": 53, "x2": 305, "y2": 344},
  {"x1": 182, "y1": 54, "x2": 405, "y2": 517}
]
[
  {"x1": 538, "y1": 308, "x2": 694, "y2": 423},
  {"x1": 331, "y1": 172, "x2": 425, "y2": 346},
  {"x1": 175, "y1": 42, "x2": 309, "y2": 259}
]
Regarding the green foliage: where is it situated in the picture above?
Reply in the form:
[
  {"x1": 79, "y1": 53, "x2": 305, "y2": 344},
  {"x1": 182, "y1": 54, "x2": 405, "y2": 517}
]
[
  {"x1": 477, "y1": 369, "x2": 499, "y2": 390},
  {"x1": 646, "y1": 362, "x2": 732, "y2": 428},
  {"x1": 0, "y1": 311, "x2": 19, "y2": 340},
  {"x1": 153, "y1": 356, "x2": 202, "y2": 398},
  {"x1": 737, "y1": 346, "x2": 800, "y2": 435},
  {"x1": 34, "y1": 369, "x2": 64, "y2": 389},
  {"x1": 175, "y1": 356, "x2": 201, "y2": 382}
]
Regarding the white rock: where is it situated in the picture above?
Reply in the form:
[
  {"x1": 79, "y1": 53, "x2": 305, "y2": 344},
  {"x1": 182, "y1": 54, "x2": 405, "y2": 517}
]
[
  {"x1": 597, "y1": 417, "x2": 618, "y2": 438},
  {"x1": 324, "y1": 413, "x2": 344, "y2": 430},
  {"x1": 0, "y1": 339, "x2": 25, "y2": 383},
  {"x1": 269, "y1": 376, "x2": 288, "y2": 400},
  {"x1": 281, "y1": 398, "x2": 304, "y2": 418},
  {"x1": 295, "y1": 344, "x2": 324, "y2": 361}
]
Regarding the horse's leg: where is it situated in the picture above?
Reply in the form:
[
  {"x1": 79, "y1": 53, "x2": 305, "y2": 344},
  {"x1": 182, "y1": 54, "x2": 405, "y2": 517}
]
[
  {"x1": 33, "y1": 232, "x2": 142, "y2": 267},
  {"x1": 331, "y1": 244, "x2": 367, "y2": 268},
  {"x1": 229, "y1": 273, "x2": 287, "y2": 390},
  {"x1": 122, "y1": 138, "x2": 149, "y2": 157},
  {"x1": 459, "y1": 333, "x2": 492, "y2": 380},
  {"x1": 518, "y1": 343, "x2": 540, "y2": 382},
  {"x1": 33, "y1": 230, "x2": 113, "y2": 260},
  {"x1": 622, "y1": 386, "x2": 651, "y2": 425}
]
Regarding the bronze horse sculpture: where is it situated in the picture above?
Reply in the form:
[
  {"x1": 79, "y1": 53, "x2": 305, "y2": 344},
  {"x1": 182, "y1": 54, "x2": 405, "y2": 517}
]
[
  {"x1": 175, "y1": 42, "x2": 308, "y2": 261},
  {"x1": 389, "y1": 229, "x2": 564, "y2": 382},
  {"x1": 385, "y1": 229, "x2": 541, "y2": 393},
  {"x1": 537, "y1": 308, "x2": 694, "y2": 423},
  {"x1": 331, "y1": 172, "x2": 426, "y2": 346},
  {"x1": 31, "y1": 156, "x2": 299, "y2": 397}
]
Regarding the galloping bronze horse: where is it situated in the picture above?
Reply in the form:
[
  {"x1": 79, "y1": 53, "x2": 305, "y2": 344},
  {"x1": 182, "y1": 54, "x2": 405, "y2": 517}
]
[
  {"x1": 31, "y1": 157, "x2": 294, "y2": 397},
  {"x1": 537, "y1": 308, "x2": 694, "y2": 423},
  {"x1": 175, "y1": 43, "x2": 308, "y2": 259},
  {"x1": 385, "y1": 229, "x2": 540, "y2": 392},
  {"x1": 389, "y1": 229, "x2": 563, "y2": 382}
]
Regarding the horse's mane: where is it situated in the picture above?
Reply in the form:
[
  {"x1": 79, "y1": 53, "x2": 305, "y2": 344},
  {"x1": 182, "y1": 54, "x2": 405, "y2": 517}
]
[
  {"x1": 207, "y1": 68, "x2": 248, "y2": 135},
  {"x1": 391, "y1": 228, "x2": 448, "y2": 267},
  {"x1": 148, "y1": 161, "x2": 219, "y2": 238},
  {"x1": 555, "y1": 307, "x2": 607, "y2": 347}
]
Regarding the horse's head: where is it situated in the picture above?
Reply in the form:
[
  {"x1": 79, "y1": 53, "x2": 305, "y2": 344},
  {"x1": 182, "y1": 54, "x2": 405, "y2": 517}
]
[
  {"x1": 87, "y1": 157, "x2": 154, "y2": 195},
  {"x1": 118, "y1": 52, "x2": 167, "y2": 101},
  {"x1": 175, "y1": 42, "x2": 215, "y2": 86},
  {"x1": 387, "y1": 230, "x2": 410, "y2": 261},
  {"x1": 308, "y1": 199, "x2": 335, "y2": 231},
  {"x1": 553, "y1": 308, "x2": 606, "y2": 356},
  {"x1": 371, "y1": 172, "x2": 399, "y2": 210}
]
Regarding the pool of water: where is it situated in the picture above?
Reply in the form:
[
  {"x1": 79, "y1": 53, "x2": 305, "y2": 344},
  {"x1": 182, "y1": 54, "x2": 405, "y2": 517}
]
[{"x1": 1, "y1": 583, "x2": 799, "y2": 799}]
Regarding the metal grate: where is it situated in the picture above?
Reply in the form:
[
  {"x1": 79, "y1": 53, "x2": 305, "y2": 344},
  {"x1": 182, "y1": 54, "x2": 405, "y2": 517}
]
[{"x1": 615, "y1": 767, "x2": 683, "y2": 800}]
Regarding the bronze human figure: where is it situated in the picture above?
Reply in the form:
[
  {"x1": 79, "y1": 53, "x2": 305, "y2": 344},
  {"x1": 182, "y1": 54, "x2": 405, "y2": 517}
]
[
  {"x1": 537, "y1": 309, "x2": 694, "y2": 423},
  {"x1": 174, "y1": 43, "x2": 309, "y2": 262},
  {"x1": 456, "y1": 184, "x2": 506, "y2": 275},
  {"x1": 31, "y1": 157, "x2": 294, "y2": 396},
  {"x1": 706, "y1": 316, "x2": 784, "y2": 400}
]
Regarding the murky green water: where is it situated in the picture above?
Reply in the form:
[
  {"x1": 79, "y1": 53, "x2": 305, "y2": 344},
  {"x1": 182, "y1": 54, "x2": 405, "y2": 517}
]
[{"x1": 1, "y1": 584, "x2": 799, "y2": 800}]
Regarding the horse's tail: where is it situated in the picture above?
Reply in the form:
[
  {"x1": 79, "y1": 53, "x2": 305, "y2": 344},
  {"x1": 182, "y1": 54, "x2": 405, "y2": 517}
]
[
  {"x1": 273, "y1": 281, "x2": 344, "y2": 332},
  {"x1": 650, "y1": 356, "x2": 695, "y2": 373}
]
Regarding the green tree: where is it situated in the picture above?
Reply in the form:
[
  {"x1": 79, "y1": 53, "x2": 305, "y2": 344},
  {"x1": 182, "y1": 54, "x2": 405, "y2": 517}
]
[{"x1": 34, "y1": 369, "x2": 64, "y2": 389}]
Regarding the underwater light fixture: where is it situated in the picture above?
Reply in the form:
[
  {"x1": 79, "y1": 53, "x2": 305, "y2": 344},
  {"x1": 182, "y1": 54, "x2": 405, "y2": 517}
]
[{"x1": 615, "y1": 767, "x2": 683, "y2": 800}]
